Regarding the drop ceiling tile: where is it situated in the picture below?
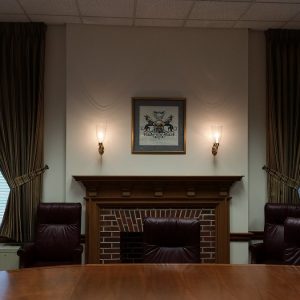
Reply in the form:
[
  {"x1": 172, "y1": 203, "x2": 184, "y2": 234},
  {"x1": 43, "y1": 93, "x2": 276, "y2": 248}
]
[
  {"x1": 83, "y1": 16, "x2": 133, "y2": 26},
  {"x1": 19, "y1": 0, "x2": 78, "y2": 16},
  {"x1": 241, "y1": 3, "x2": 300, "y2": 21},
  {"x1": 189, "y1": 1, "x2": 250, "y2": 20},
  {"x1": 29, "y1": 14, "x2": 81, "y2": 24},
  {"x1": 0, "y1": 14, "x2": 29, "y2": 22},
  {"x1": 185, "y1": 20, "x2": 235, "y2": 28},
  {"x1": 136, "y1": 0, "x2": 193, "y2": 19},
  {"x1": 284, "y1": 21, "x2": 300, "y2": 29},
  {"x1": 135, "y1": 18, "x2": 183, "y2": 27},
  {"x1": 78, "y1": 0, "x2": 134, "y2": 18},
  {"x1": 0, "y1": 0, "x2": 23, "y2": 14},
  {"x1": 234, "y1": 20, "x2": 285, "y2": 30}
]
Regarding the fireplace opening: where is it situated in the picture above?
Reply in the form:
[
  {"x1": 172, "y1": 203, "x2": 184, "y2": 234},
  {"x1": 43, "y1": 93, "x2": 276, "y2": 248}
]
[
  {"x1": 100, "y1": 208, "x2": 216, "y2": 264},
  {"x1": 120, "y1": 232, "x2": 144, "y2": 263}
]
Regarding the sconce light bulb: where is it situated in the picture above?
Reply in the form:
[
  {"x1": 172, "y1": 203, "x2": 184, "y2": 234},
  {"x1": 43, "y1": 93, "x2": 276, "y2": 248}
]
[
  {"x1": 211, "y1": 125, "x2": 222, "y2": 156},
  {"x1": 213, "y1": 133, "x2": 220, "y2": 144},
  {"x1": 97, "y1": 131, "x2": 105, "y2": 143},
  {"x1": 96, "y1": 122, "x2": 107, "y2": 156}
]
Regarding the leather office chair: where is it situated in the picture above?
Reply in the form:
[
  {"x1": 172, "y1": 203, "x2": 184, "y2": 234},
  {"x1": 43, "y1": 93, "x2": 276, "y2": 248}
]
[
  {"x1": 143, "y1": 217, "x2": 201, "y2": 263},
  {"x1": 284, "y1": 217, "x2": 300, "y2": 265},
  {"x1": 18, "y1": 202, "x2": 83, "y2": 268},
  {"x1": 250, "y1": 203, "x2": 300, "y2": 264}
]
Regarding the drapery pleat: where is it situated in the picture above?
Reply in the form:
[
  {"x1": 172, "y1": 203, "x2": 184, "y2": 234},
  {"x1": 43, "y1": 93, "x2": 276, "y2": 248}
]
[
  {"x1": 0, "y1": 23, "x2": 46, "y2": 242},
  {"x1": 265, "y1": 29, "x2": 300, "y2": 203}
]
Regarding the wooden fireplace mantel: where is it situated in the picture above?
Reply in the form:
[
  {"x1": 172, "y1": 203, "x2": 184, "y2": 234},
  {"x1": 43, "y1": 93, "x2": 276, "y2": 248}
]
[{"x1": 73, "y1": 175, "x2": 243, "y2": 264}]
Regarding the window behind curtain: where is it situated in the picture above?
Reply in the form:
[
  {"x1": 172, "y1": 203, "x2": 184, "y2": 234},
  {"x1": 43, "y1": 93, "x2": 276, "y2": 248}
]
[{"x1": 0, "y1": 172, "x2": 10, "y2": 224}]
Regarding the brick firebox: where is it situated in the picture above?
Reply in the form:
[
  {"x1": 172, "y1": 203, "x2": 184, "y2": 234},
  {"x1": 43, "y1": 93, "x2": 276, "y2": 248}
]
[
  {"x1": 74, "y1": 175, "x2": 242, "y2": 264},
  {"x1": 100, "y1": 208, "x2": 215, "y2": 264}
]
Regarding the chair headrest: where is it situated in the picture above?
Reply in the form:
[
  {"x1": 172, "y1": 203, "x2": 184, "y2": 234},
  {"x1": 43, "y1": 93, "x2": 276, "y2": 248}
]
[
  {"x1": 265, "y1": 203, "x2": 300, "y2": 224},
  {"x1": 37, "y1": 203, "x2": 82, "y2": 225}
]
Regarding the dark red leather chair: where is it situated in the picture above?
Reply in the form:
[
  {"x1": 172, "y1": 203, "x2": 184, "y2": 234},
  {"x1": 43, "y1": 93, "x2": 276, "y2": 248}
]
[
  {"x1": 143, "y1": 217, "x2": 200, "y2": 263},
  {"x1": 284, "y1": 217, "x2": 300, "y2": 265},
  {"x1": 17, "y1": 203, "x2": 83, "y2": 268},
  {"x1": 250, "y1": 203, "x2": 300, "y2": 264}
]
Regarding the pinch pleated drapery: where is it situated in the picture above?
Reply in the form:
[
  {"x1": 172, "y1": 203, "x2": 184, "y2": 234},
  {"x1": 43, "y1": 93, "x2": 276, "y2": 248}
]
[
  {"x1": 266, "y1": 29, "x2": 300, "y2": 204},
  {"x1": 0, "y1": 23, "x2": 46, "y2": 242}
]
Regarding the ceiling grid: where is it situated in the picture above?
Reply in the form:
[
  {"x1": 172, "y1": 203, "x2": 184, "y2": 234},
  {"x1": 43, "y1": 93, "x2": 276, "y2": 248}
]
[{"x1": 0, "y1": 0, "x2": 300, "y2": 30}]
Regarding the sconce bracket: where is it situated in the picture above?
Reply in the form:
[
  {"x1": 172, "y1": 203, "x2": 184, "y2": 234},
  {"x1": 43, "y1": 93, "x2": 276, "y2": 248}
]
[
  {"x1": 212, "y1": 142, "x2": 219, "y2": 156},
  {"x1": 98, "y1": 143, "x2": 104, "y2": 156}
]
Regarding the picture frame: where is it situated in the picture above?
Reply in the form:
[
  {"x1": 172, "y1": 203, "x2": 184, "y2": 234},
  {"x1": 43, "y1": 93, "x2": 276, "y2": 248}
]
[{"x1": 132, "y1": 97, "x2": 186, "y2": 154}]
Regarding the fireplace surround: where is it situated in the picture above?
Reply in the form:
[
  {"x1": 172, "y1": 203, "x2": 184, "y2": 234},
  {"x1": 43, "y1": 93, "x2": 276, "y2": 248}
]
[{"x1": 74, "y1": 175, "x2": 242, "y2": 264}]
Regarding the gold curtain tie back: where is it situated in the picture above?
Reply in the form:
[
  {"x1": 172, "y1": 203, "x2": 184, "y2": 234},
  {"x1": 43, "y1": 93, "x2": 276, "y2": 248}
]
[{"x1": 11, "y1": 165, "x2": 49, "y2": 189}]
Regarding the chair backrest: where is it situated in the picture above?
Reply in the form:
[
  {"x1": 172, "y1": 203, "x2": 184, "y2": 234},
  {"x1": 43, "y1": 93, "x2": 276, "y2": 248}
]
[
  {"x1": 264, "y1": 203, "x2": 300, "y2": 261},
  {"x1": 284, "y1": 217, "x2": 300, "y2": 265},
  {"x1": 35, "y1": 203, "x2": 82, "y2": 261},
  {"x1": 143, "y1": 217, "x2": 200, "y2": 263}
]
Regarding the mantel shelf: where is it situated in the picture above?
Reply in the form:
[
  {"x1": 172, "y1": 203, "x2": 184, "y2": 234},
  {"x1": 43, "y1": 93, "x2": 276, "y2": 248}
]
[
  {"x1": 73, "y1": 175, "x2": 243, "y2": 183},
  {"x1": 73, "y1": 175, "x2": 243, "y2": 199}
]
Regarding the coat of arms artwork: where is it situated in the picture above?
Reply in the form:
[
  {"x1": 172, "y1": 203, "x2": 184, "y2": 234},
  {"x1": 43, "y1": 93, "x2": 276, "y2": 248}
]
[{"x1": 132, "y1": 98, "x2": 186, "y2": 154}]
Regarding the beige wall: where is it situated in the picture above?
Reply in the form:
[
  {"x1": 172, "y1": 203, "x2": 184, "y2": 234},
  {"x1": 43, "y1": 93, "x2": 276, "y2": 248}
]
[
  {"x1": 43, "y1": 25, "x2": 66, "y2": 203},
  {"x1": 44, "y1": 25, "x2": 267, "y2": 263},
  {"x1": 248, "y1": 30, "x2": 267, "y2": 230}
]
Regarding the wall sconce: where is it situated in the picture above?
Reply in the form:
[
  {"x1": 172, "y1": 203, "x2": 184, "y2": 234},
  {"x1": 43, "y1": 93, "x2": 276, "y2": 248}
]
[
  {"x1": 96, "y1": 122, "x2": 107, "y2": 156},
  {"x1": 211, "y1": 125, "x2": 222, "y2": 156}
]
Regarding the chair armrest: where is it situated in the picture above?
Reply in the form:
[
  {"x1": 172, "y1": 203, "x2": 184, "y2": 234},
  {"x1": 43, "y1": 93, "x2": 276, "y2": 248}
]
[
  {"x1": 17, "y1": 243, "x2": 36, "y2": 268},
  {"x1": 72, "y1": 245, "x2": 83, "y2": 264},
  {"x1": 284, "y1": 217, "x2": 300, "y2": 245},
  {"x1": 284, "y1": 217, "x2": 300, "y2": 265},
  {"x1": 249, "y1": 242, "x2": 266, "y2": 264}
]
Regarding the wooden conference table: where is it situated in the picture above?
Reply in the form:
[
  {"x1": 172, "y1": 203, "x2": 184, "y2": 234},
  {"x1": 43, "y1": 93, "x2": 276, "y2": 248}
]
[{"x1": 1, "y1": 264, "x2": 300, "y2": 300}]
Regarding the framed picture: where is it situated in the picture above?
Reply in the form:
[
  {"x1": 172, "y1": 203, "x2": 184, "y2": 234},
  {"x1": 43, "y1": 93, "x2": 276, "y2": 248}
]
[{"x1": 132, "y1": 97, "x2": 186, "y2": 154}]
